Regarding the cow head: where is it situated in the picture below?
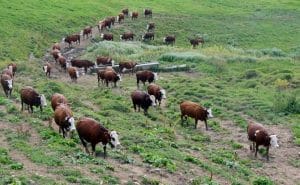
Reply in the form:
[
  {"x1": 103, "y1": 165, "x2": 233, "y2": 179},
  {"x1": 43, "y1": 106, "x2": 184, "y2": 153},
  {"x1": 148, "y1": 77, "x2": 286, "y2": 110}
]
[
  {"x1": 6, "y1": 79, "x2": 13, "y2": 89},
  {"x1": 153, "y1": 73, "x2": 158, "y2": 81},
  {"x1": 117, "y1": 74, "x2": 122, "y2": 82},
  {"x1": 76, "y1": 70, "x2": 79, "y2": 78},
  {"x1": 149, "y1": 95, "x2": 156, "y2": 106},
  {"x1": 43, "y1": 65, "x2": 48, "y2": 73},
  {"x1": 120, "y1": 35, "x2": 123, "y2": 40},
  {"x1": 160, "y1": 89, "x2": 166, "y2": 99},
  {"x1": 79, "y1": 30, "x2": 83, "y2": 36},
  {"x1": 109, "y1": 131, "x2": 121, "y2": 148},
  {"x1": 100, "y1": 33, "x2": 104, "y2": 39},
  {"x1": 111, "y1": 60, "x2": 115, "y2": 66},
  {"x1": 269, "y1": 135, "x2": 279, "y2": 148},
  {"x1": 206, "y1": 108, "x2": 213, "y2": 118},
  {"x1": 65, "y1": 117, "x2": 76, "y2": 131},
  {"x1": 40, "y1": 94, "x2": 47, "y2": 106}
]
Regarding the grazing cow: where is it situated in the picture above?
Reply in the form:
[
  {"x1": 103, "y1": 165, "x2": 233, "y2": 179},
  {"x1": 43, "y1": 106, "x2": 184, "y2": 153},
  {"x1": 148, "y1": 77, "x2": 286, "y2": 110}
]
[
  {"x1": 147, "y1": 84, "x2": 166, "y2": 106},
  {"x1": 164, "y1": 35, "x2": 176, "y2": 45},
  {"x1": 180, "y1": 101, "x2": 213, "y2": 130},
  {"x1": 71, "y1": 59, "x2": 95, "y2": 73},
  {"x1": 142, "y1": 32, "x2": 155, "y2": 41},
  {"x1": 97, "y1": 70, "x2": 106, "y2": 86},
  {"x1": 76, "y1": 117, "x2": 120, "y2": 157},
  {"x1": 116, "y1": 13, "x2": 125, "y2": 24},
  {"x1": 103, "y1": 70, "x2": 121, "y2": 87},
  {"x1": 2, "y1": 68, "x2": 13, "y2": 78},
  {"x1": 144, "y1": 9, "x2": 152, "y2": 18},
  {"x1": 119, "y1": 61, "x2": 137, "y2": 74},
  {"x1": 100, "y1": 33, "x2": 114, "y2": 41},
  {"x1": 96, "y1": 56, "x2": 114, "y2": 66},
  {"x1": 54, "y1": 104, "x2": 75, "y2": 138},
  {"x1": 130, "y1": 12, "x2": 139, "y2": 20},
  {"x1": 247, "y1": 122, "x2": 279, "y2": 161},
  {"x1": 58, "y1": 55, "x2": 67, "y2": 72},
  {"x1": 63, "y1": 34, "x2": 80, "y2": 47},
  {"x1": 189, "y1": 37, "x2": 204, "y2": 48},
  {"x1": 131, "y1": 90, "x2": 156, "y2": 115},
  {"x1": 20, "y1": 86, "x2": 47, "y2": 113},
  {"x1": 82, "y1": 26, "x2": 92, "y2": 39},
  {"x1": 1, "y1": 74, "x2": 13, "y2": 97},
  {"x1": 52, "y1": 43, "x2": 61, "y2": 50},
  {"x1": 42, "y1": 63, "x2": 51, "y2": 77},
  {"x1": 98, "y1": 19, "x2": 112, "y2": 32},
  {"x1": 51, "y1": 49, "x2": 61, "y2": 62},
  {"x1": 122, "y1": 8, "x2": 129, "y2": 16},
  {"x1": 68, "y1": 67, "x2": 79, "y2": 83},
  {"x1": 146, "y1": 22, "x2": 155, "y2": 31},
  {"x1": 51, "y1": 93, "x2": 68, "y2": 111},
  {"x1": 7, "y1": 63, "x2": 17, "y2": 77},
  {"x1": 120, "y1": 32, "x2": 135, "y2": 41},
  {"x1": 136, "y1": 70, "x2": 158, "y2": 87}
]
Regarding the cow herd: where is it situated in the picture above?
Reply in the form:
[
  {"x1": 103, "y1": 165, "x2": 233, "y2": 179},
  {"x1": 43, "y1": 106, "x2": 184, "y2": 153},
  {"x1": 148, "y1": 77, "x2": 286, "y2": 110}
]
[{"x1": 0, "y1": 8, "x2": 280, "y2": 161}]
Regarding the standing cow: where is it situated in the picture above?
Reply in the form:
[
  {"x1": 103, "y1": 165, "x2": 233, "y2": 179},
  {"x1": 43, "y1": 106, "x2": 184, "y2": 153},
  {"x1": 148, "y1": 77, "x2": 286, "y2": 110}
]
[
  {"x1": 96, "y1": 56, "x2": 114, "y2": 66},
  {"x1": 164, "y1": 35, "x2": 176, "y2": 45},
  {"x1": 122, "y1": 8, "x2": 129, "y2": 16},
  {"x1": 147, "y1": 84, "x2": 166, "y2": 106},
  {"x1": 103, "y1": 70, "x2": 121, "y2": 87},
  {"x1": 180, "y1": 101, "x2": 213, "y2": 130},
  {"x1": 54, "y1": 104, "x2": 76, "y2": 138},
  {"x1": 42, "y1": 63, "x2": 51, "y2": 77},
  {"x1": 52, "y1": 43, "x2": 61, "y2": 51},
  {"x1": 146, "y1": 22, "x2": 155, "y2": 31},
  {"x1": 131, "y1": 90, "x2": 156, "y2": 115},
  {"x1": 100, "y1": 33, "x2": 114, "y2": 41},
  {"x1": 136, "y1": 70, "x2": 158, "y2": 87},
  {"x1": 63, "y1": 34, "x2": 80, "y2": 47},
  {"x1": 68, "y1": 67, "x2": 79, "y2": 83},
  {"x1": 7, "y1": 63, "x2": 17, "y2": 77},
  {"x1": 119, "y1": 61, "x2": 137, "y2": 75},
  {"x1": 71, "y1": 59, "x2": 95, "y2": 73},
  {"x1": 82, "y1": 26, "x2": 92, "y2": 39},
  {"x1": 142, "y1": 32, "x2": 155, "y2": 41},
  {"x1": 1, "y1": 74, "x2": 13, "y2": 98},
  {"x1": 247, "y1": 122, "x2": 279, "y2": 161},
  {"x1": 120, "y1": 32, "x2": 135, "y2": 41},
  {"x1": 117, "y1": 13, "x2": 125, "y2": 24},
  {"x1": 144, "y1": 9, "x2": 152, "y2": 18},
  {"x1": 130, "y1": 12, "x2": 139, "y2": 20},
  {"x1": 20, "y1": 86, "x2": 47, "y2": 113},
  {"x1": 76, "y1": 117, "x2": 120, "y2": 157},
  {"x1": 51, "y1": 93, "x2": 69, "y2": 111},
  {"x1": 189, "y1": 37, "x2": 204, "y2": 48}
]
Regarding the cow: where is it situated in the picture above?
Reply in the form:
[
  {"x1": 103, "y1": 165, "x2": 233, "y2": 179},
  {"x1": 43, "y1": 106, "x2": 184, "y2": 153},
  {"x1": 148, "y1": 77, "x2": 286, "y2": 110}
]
[
  {"x1": 42, "y1": 63, "x2": 51, "y2": 77},
  {"x1": 54, "y1": 104, "x2": 75, "y2": 138},
  {"x1": 20, "y1": 86, "x2": 47, "y2": 113},
  {"x1": 100, "y1": 33, "x2": 113, "y2": 41},
  {"x1": 144, "y1": 9, "x2": 152, "y2": 18},
  {"x1": 76, "y1": 117, "x2": 120, "y2": 157},
  {"x1": 97, "y1": 70, "x2": 105, "y2": 86},
  {"x1": 51, "y1": 49, "x2": 61, "y2": 62},
  {"x1": 108, "y1": 16, "x2": 116, "y2": 26},
  {"x1": 98, "y1": 19, "x2": 112, "y2": 32},
  {"x1": 189, "y1": 37, "x2": 204, "y2": 48},
  {"x1": 136, "y1": 70, "x2": 158, "y2": 87},
  {"x1": 247, "y1": 122, "x2": 279, "y2": 161},
  {"x1": 63, "y1": 34, "x2": 80, "y2": 47},
  {"x1": 7, "y1": 63, "x2": 17, "y2": 77},
  {"x1": 82, "y1": 26, "x2": 92, "y2": 39},
  {"x1": 131, "y1": 90, "x2": 156, "y2": 115},
  {"x1": 164, "y1": 35, "x2": 176, "y2": 45},
  {"x1": 1, "y1": 74, "x2": 13, "y2": 98},
  {"x1": 1, "y1": 68, "x2": 13, "y2": 78},
  {"x1": 116, "y1": 13, "x2": 125, "y2": 24},
  {"x1": 70, "y1": 59, "x2": 95, "y2": 73},
  {"x1": 120, "y1": 32, "x2": 135, "y2": 41},
  {"x1": 147, "y1": 84, "x2": 166, "y2": 106},
  {"x1": 180, "y1": 101, "x2": 213, "y2": 130},
  {"x1": 68, "y1": 67, "x2": 79, "y2": 83},
  {"x1": 146, "y1": 22, "x2": 155, "y2": 31},
  {"x1": 96, "y1": 56, "x2": 114, "y2": 66},
  {"x1": 130, "y1": 12, "x2": 138, "y2": 20},
  {"x1": 57, "y1": 55, "x2": 67, "y2": 72},
  {"x1": 142, "y1": 32, "x2": 154, "y2": 41},
  {"x1": 51, "y1": 93, "x2": 68, "y2": 111},
  {"x1": 103, "y1": 70, "x2": 121, "y2": 87},
  {"x1": 52, "y1": 43, "x2": 61, "y2": 50},
  {"x1": 119, "y1": 61, "x2": 137, "y2": 75},
  {"x1": 122, "y1": 8, "x2": 129, "y2": 16}
]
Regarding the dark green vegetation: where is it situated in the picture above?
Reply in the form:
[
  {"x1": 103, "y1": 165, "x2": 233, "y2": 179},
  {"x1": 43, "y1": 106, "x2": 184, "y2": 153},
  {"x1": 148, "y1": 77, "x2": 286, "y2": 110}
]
[{"x1": 0, "y1": 0, "x2": 299, "y2": 184}]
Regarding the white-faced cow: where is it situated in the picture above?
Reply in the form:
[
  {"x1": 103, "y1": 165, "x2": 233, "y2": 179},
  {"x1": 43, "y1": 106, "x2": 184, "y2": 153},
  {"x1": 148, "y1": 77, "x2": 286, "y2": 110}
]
[
  {"x1": 20, "y1": 86, "x2": 47, "y2": 113},
  {"x1": 164, "y1": 35, "x2": 176, "y2": 45},
  {"x1": 100, "y1": 33, "x2": 114, "y2": 41},
  {"x1": 131, "y1": 90, "x2": 156, "y2": 115},
  {"x1": 120, "y1": 32, "x2": 135, "y2": 41},
  {"x1": 147, "y1": 84, "x2": 166, "y2": 106},
  {"x1": 1, "y1": 74, "x2": 13, "y2": 98}
]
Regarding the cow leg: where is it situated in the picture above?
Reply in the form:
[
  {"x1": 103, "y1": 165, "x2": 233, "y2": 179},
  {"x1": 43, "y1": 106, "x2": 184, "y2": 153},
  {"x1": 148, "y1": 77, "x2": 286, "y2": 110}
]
[
  {"x1": 79, "y1": 137, "x2": 90, "y2": 154},
  {"x1": 92, "y1": 144, "x2": 96, "y2": 157},
  {"x1": 133, "y1": 103, "x2": 136, "y2": 112},
  {"x1": 204, "y1": 119, "x2": 208, "y2": 130},
  {"x1": 138, "y1": 105, "x2": 141, "y2": 112},
  {"x1": 136, "y1": 79, "x2": 140, "y2": 88},
  {"x1": 105, "y1": 80, "x2": 109, "y2": 87},
  {"x1": 255, "y1": 144, "x2": 259, "y2": 158},
  {"x1": 29, "y1": 105, "x2": 33, "y2": 113},
  {"x1": 195, "y1": 119, "x2": 198, "y2": 129},
  {"x1": 266, "y1": 146, "x2": 269, "y2": 161},
  {"x1": 103, "y1": 145, "x2": 107, "y2": 158},
  {"x1": 21, "y1": 101, "x2": 24, "y2": 111}
]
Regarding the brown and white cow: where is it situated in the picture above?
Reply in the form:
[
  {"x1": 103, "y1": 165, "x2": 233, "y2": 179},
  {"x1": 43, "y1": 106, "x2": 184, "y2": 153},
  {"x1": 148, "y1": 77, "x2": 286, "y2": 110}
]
[
  {"x1": 42, "y1": 63, "x2": 51, "y2": 77},
  {"x1": 71, "y1": 59, "x2": 95, "y2": 73},
  {"x1": 51, "y1": 93, "x2": 69, "y2": 111},
  {"x1": 7, "y1": 63, "x2": 17, "y2": 77},
  {"x1": 180, "y1": 101, "x2": 213, "y2": 130},
  {"x1": 146, "y1": 22, "x2": 155, "y2": 31},
  {"x1": 117, "y1": 13, "x2": 125, "y2": 24},
  {"x1": 76, "y1": 117, "x2": 120, "y2": 157},
  {"x1": 54, "y1": 104, "x2": 76, "y2": 138},
  {"x1": 130, "y1": 12, "x2": 139, "y2": 20},
  {"x1": 142, "y1": 32, "x2": 155, "y2": 41},
  {"x1": 103, "y1": 70, "x2": 122, "y2": 87},
  {"x1": 68, "y1": 67, "x2": 79, "y2": 83},
  {"x1": 20, "y1": 86, "x2": 47, "y2": 113},
  {"x1": 147, "y1": 84, "x2": 166, "y2": 106},
  {"x1": 1, "y1": 74, "x2": 13, "y2": 98},
  {"x1": 247, "y1": 122, "x2": 279, "y2": 161},
  {"x1": 52, "y1": 42, "x2": 61, "y2": 51},
  {"x1": 96, "y1": 56, "x2": 114, "y2": 66},
  {"x1": 136, "y1": 70, "x2": 158, "y2": 87},
  {"x1": 63, "y1": 34, "x2": 80, "y2": 47},
  {"x1": 51, "y1": 49, "x2": 61, "y2": 62},
  {"x1": 98, "y1": 19, "x2": 112, "y2": 32},
  {"x1": 131, "y1": 90, "x2": 156, "y2": 115},
  {"x1": 164, "y1": 35, "x2": 176, "y2": 45},
  {"x1": 120, "y1": 32, "x2": 135, "y2": 41},
  {"x1": 119, "y1": 61, "x2": 137, "y2": 74},
  {"x1": 2, "y1": 68, "x2": 13, "y2": 78},
  {"x1": 57, "y1": 55, "x2": 67, "y2": 72},
  {"x1": 100, "y1": 33, "x2": 114, "y2": 41},
  {"x1": 122, "y1": 8, "x2": 129, "y2": 16},
  {"x1": 144, "y1": 9, "x2": 152, "y2": 18},
  {"x1": 82, "y1": 26, "x2": 93, "y2": 39},
  {"x1": 189, "y1": 37, "x2": 204, "y2": 48}
]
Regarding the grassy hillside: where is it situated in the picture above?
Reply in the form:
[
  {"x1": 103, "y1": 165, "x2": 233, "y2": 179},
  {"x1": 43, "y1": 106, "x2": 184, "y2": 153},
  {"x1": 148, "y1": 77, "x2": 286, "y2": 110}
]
[
  {"x1": 0, "y1": 0, "x2": 300, "y2": 185},
  {"x1": 1, "y1": 0, "x2": 300, "y2": 60}
]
